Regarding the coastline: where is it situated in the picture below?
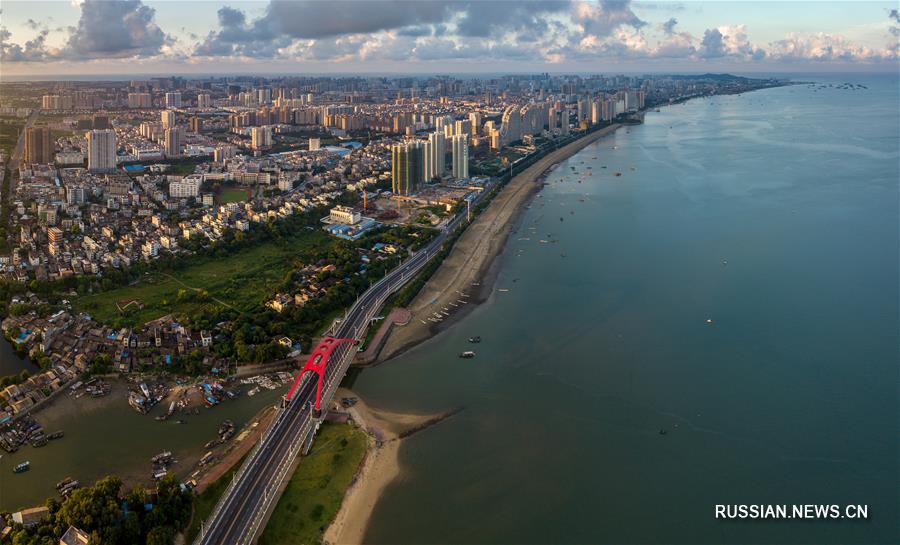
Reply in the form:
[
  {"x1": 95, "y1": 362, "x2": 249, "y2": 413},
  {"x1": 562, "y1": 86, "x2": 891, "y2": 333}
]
[
  {"x1": 323, "y1": 123, "x2": 623, "y2": 545},
  {"x1": 324, "y1": 387, "x2": 458, "y2": 545},
  {"x1": 376, "y1": 122, "x2": 622, "y2": 362}
]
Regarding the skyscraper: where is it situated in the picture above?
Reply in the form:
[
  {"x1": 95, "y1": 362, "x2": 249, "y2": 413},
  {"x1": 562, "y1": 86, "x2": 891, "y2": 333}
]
[
  {"x1": 24, "y1": 126, "x2": 51, "y2": 165},
  {"x1": 391, "y1": 141, "x2": 424, "y2": 196},
  {"x1": 251, "y1": 126, "x2": 273, "y2": 150},
  {"x1": 165, "y1": 92, "x2": 182, "y2": 108},
  {"x1": 424, "y1": 131, "x2": 446, "y2": 181},
  {"x1": 451, "y1": 134, "x2": 469, "y2": 179},
  {"x1": 164, "y1": 127, "x2": 183, "y2": 157},
  {"x1": 197, "y1": 93, "x2": 211, "y2": 108},
  {"x1": 161, "y1": 110, "x2": 176, "y2": 129},
  {"x1": 87, "y1": 129, "x2": 117, "y2": 172}
]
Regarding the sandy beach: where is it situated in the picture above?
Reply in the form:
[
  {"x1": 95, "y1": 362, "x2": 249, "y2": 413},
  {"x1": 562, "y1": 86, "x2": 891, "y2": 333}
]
[
  {"x1": 324, "y1": 388, "x2": 457, "y2": 545},
  {"x1": 377, "y1": 123, "x2": 622, "y2": 361}
]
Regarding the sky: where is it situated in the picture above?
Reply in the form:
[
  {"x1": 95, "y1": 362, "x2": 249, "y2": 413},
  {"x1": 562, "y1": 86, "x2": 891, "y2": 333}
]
[{"x1": 1, "y1": 0, "x2": 898, "y2": 77}]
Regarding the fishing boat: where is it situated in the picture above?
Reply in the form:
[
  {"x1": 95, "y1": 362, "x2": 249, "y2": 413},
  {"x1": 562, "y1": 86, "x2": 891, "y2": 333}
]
[
  {"x1": 458, "y1": 351, "x2": 476, "y2": 359},
  {"x1": 14, "y1": 461, "x2": 30, "y2": 473}
]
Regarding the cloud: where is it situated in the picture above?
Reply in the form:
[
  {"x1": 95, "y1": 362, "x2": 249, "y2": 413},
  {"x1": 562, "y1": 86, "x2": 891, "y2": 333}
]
[
  {"x1": 64, "y1": 0, "x2": 170, "y2": 59},
  {"x1": 2, "y1": 0, "x2": 170, "y2": 62},
  {"x1": 660, "y1": 17, "x2": 678, "y2": 35},
  {"x1": 768, "y1": 32, "x2": 891, "y2": 62}
]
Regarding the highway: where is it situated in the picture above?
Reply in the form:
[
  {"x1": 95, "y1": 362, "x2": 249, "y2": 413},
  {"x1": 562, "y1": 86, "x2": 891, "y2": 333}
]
[{"x1": 196, "y1": 207, "x2": 470, "y2": 545}]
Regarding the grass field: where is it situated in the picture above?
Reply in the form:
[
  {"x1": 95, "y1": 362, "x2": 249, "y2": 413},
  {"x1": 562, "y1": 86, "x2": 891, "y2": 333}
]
[
  {"x1": 0, "y1": 122, "x2": 22, "y2": 157},
  {"x1": 73, "y1": 229, "x2": 332, "y2": 327},
  {"x1": 257, "y1": 423, "x2": 368, "y2": 545},
  {"x1": 217, "y1": 187, "x2": 250, "y2": 204}
]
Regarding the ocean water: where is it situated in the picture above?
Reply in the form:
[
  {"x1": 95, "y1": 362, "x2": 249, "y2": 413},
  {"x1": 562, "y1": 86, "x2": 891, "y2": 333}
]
[{"x1": 353, "y1": 74, "x2": 899, "y2": 544}]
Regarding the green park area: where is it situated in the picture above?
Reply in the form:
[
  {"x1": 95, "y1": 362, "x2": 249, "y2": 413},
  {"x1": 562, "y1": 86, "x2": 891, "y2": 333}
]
[
  {"x1": 217, "y1": 187, "x2": 250, "y2": 204},
  {"x1": 258, "y1": 423, "x2": 368, "y2": 545},
  {"x1": 0, "y1": 120, "x2": 23, "y2": 157},
  {"x1": 185, "y1": 423, "x2": 366, "y2": 544},
  {"x1": 73, "y1": 229, "x2": 332, "y2": 328}
]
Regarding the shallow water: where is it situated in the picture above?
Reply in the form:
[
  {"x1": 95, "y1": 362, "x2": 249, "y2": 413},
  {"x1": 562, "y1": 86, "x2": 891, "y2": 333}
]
[{"x1": 354, "y1": 74, "x2": 899, "y2": 544}]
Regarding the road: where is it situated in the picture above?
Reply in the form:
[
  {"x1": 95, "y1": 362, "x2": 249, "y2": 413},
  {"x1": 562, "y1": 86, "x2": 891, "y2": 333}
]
[{"x1": 195, "y1": 208, "x2": 470, "y2": 545}]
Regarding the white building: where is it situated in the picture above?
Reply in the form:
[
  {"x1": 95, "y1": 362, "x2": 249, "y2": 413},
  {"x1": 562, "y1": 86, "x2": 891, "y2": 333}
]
[
  {"x1": 451, "y1": 134, "x2": 469, "y2": 179},
  {"x1": 169, "y1": 174, "x2": 203, "y2": 198},
  {"x1": 86, "y1": 129, "x2": 117, "y2": 172},
  {"x1": 197, "y1": 93, "x2": 211, "y2": 108},
  {"x1": 329, "y1": 205, "x2": 361, "y2": 225}
]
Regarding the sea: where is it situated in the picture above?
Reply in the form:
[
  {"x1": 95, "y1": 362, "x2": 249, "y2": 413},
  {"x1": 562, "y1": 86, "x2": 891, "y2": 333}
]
[{"x1": 353, "y1": 73, "x2": 899, "y2": 544}]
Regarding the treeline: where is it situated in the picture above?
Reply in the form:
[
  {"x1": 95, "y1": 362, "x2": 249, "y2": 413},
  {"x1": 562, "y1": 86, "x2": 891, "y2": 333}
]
[{"x1": 2, "y1": 475, "x2": 191, "y2": 545}]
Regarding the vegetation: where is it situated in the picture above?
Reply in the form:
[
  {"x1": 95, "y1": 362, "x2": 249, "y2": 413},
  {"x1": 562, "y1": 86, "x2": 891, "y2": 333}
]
[
  {"x1": 216, "y1": 187, "x2": 250, "y2": 204},
  {"x1": 1, "y1": 475, "x2": 191, "y2": 545},
  {"x1": 73, "y1": 229, "x2": 333, "y2": 327},
  {"x1": 257, "y1": 423, "x2": 367, "y2": 545}
]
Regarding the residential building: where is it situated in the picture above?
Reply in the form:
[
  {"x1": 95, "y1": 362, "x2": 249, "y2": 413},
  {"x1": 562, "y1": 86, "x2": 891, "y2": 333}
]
[
  {"x1": 24, "y1": 126, "x2": 51, "y2": 165},
  {"x1": 86, "y1": 129, "x2": 117, "y2": 172}
]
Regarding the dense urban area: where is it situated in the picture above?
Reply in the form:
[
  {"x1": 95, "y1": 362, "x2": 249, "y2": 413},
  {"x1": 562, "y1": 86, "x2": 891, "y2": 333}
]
[{"x1": 0, "y1": 72, "x2": 785, "y2": 544}]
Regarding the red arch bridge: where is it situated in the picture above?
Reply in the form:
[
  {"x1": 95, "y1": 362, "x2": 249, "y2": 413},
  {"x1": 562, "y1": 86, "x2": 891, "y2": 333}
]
[{"x1": 283, "y1": 336, "x2": 359, "y2": 415}]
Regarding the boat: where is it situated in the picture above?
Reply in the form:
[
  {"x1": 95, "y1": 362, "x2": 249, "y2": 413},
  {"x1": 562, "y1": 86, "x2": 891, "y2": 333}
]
[
  {"x1": 458, "y1": 351, "x2": 476, "y2": 359},
  {"x1": 14, "y1": 461, "x2": 30, "y2": 473},
  {"x1": 47, "y1": 430, "x2": 64, "y2": 440},
  {"x1": 468, "y1": 336, "x2": 481, "y2": 343}
]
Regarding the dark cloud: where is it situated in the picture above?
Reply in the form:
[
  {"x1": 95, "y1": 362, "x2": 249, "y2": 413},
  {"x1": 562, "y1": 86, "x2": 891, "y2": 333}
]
[
  {"x1": 574, "y1": 0, "x2": 646, "y2": 38},
  {"x1": 661, "y1": 17, "x2": 677, "y2": 35},
  {"x1": 63, "y1": 0, "x2": 169, "y2": 59},
  {"x1": 699, "y1": 27, "x2": 725, "y2": 58},
  {"x1": 454, "y1": 1, "x2": 570, "y2": 38}
]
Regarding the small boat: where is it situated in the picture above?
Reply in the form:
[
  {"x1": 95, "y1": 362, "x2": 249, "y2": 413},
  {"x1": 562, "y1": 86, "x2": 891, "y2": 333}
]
[
  {"x1": 468, "y1": 336, "x2": 481, "y2": 343},
  {"x1": 14, "y1": 461, "x2": 30, "y2": 473},
  {"x1": 659, "y1": 429, "x2": 668, "y2": 435},
  {"x1": 459, "y1": 351, "x2": 476, "y2": 359}
]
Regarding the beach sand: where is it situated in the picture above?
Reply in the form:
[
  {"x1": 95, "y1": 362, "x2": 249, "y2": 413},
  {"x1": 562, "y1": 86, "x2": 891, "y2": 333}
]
[
  {"x1": 377, "y1": 123, "x2": 622, "y2": 362},
  {"x1": 324, "y1": 388, "x2": 457, "y2": 545}
]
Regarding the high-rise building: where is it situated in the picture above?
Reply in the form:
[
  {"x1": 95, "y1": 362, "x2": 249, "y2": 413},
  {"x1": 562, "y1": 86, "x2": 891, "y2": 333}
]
[
  {"x1": 161, "y1": 110, "x2": 176, "y2": 129},
  {"x1": 197, "y1": 93, "x2": 211, "y2": 108},
  {"x1": 469, "y1": 112, "x2": 482, "y2": 136},
  {"x1": 308, "y1": 137, "x2": 321, "y2": 151},
  {"x1": 214, "y1": 145, "x2": 236, "y2": 163},
  {"x1": 86, "y1": 129, "x2": 117, "y2": 172},
  {"x1": 127, "y1": 92, "x2": 152, "y2": 108},
  {"x1": 391, "y1": 141, "x2": 424, "y2": 196},
  {"x1": 451, "y1": 134, "x2": 469, "y2": 179},
  {"x1": 189, "y1": 117, "x2": 203, "y2": 133},
  {"x1": 423, "y1": 131, "x2": 445, "y2": 181},
  {"x1": 165, "y1": 92, "x2": 182, "y2": 108},
  {"x1": 164, "y1": 127, "x2": 183, "y2": 157},
  {"x1": 24, "y1": 127, "x2": 51, "y2": 165},
  {"x1": 251, "y1": 126, "x2": 273, "y2": 150}
]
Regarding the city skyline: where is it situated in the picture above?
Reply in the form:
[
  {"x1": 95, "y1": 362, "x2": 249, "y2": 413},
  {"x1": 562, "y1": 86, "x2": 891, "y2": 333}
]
[{"x1": 2, "y1": 0, "x2": 899, "y2": 78}]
